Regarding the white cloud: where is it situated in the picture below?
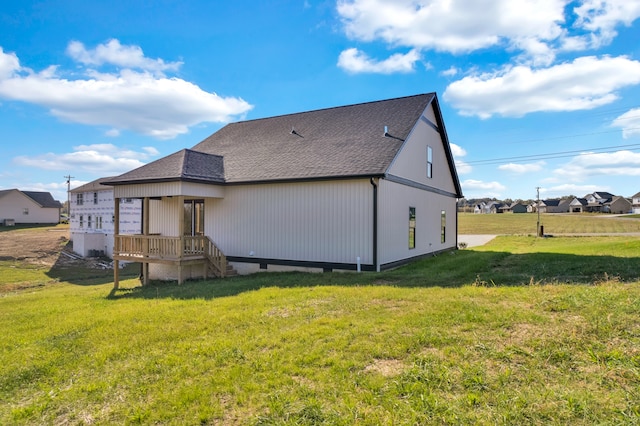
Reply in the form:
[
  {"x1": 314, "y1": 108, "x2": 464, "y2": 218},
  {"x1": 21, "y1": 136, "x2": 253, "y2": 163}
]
[
  {"x1": 0, "y1": 47, "x2": 20, "y2": 79},
  {"x1": 66, "y1": 39, "x2": 182, "y2": 75},
  {"x1": 336, "y1": 0, "x2": 640, "y2": 72},
  {"x1": 337, "y1": 47, "x2": 421, "y2": 74},
  {"x1": 440, "y1": 66, "x2": 459, "y2": 77},
  {"x1": 337, "y1": 0, "x2": 566, "y2": 56},
  {"x1": 450, "y1": 143, "x2": 471, "y2": 174},
  {"x1": 0, "y1": 40, "x2": 253, "y2": 139},
  {"x1": 572, "y1": 0, "x2": 640, "y2": 48},
  {"x1": 461, "y1": 179, "x2": 506, "y2": 198},
  {"x1": 13, "y1": 143, "x2": 158, "y2": 175},
  {"x1": 553, "y1": 150, "x2": 640, "y2": 181},
  {"x1": 611, "y1": 108, "x2": 640, "y2": 138},
  {"x1": 443, "y1": 56, "x2": 640, "y2": 118},
  {"x1": 498, "y1": 161, "x2": 545, "y2": 173}
]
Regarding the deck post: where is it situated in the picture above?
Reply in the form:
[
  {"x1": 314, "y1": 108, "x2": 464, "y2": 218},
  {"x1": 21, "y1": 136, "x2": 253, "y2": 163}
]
[
  {"x1": 113, "y1": 197, "x2": 120, "y2": 290},
  {"x1": 142, "y1": 197, "x2": 150, "y2": 286}
]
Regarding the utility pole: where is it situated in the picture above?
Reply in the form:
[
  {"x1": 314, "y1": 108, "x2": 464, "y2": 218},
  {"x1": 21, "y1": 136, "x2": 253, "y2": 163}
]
[
  {"x1": 536, "y1": 186, "x2": 541, "y2": 237},
  {"x1": 64, "y1": 175, "x2": 74, "y2": 215}
]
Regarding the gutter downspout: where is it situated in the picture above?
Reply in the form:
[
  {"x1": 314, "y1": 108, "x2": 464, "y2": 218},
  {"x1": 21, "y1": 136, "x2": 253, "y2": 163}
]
[{"x1": 370, "y1": 178, "x2": 379, "y2": 272}]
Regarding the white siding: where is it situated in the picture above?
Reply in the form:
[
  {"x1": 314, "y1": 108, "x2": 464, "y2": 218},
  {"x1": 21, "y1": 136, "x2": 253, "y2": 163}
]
[
  {"x1": 378, "y1": 179, "x2": 457, "y2": 266},
  {"x1": 206, "y1": 179, "x2": 373, "y2": 265},
  {"x1": 387, "y1": 104, "x2": 457, "y2": 194}
]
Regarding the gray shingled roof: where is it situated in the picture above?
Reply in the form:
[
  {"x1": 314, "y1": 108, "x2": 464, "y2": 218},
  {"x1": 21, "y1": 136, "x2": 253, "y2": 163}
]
[
  {"x1": 108, "y1": 149, "x2": 224, "y2": 185},
  {"x1": 22, "y1": 191, "x2": 62, "y2": 208},
  {"x1": 190, "y1": 93, "x2": 433, "y2": 183},
  {"x1": 70, "y1": 177, "x2": 115, "y2": 193},
  {"x1": 107, "y1": 93, "x2": 462, "y2": 196}
]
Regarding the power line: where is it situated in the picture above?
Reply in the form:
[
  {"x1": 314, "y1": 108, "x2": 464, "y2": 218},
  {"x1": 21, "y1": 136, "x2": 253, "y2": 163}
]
[{"x1": 466, "y1": 143, "x2": 640, "y2": 166}]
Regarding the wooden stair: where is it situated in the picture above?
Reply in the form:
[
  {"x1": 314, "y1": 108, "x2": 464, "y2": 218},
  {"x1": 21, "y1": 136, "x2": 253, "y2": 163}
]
[{"x1": 204, "y1": 237, "x2": 235, "y2": 278}]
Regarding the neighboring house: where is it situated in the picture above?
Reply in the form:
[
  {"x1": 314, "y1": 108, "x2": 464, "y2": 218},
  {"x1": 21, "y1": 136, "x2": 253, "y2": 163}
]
[
  {"x1": 606, "y1": 196, "x2": 632, "y2": 214},
  {"x1": 105, "y1": 93, "x2": 464, "y2": 286},
  {"x1": 538, "y1": 199, "x2": 570, "y2": 213},
  {"x1": 69, "y1": 178, "x2": 142, "y2": 257},
  {"x1": 507, "y1": 202, "x2": 528, "y2": 213},
  {"x1": 569, "y1": 198, "x2": 588, "y2": 213},
  {"x1": 0, "y1": 189, "x2": 62, "y2": 225},
  {"x1": 570, "y1": 192, "x2": 630, "y2": 214},
  {"x1": 632, "y1": 192, "x2": 640, "y2": 214},
  {"x1": 488, "y1": 202, "x2": 504, "y2": 214}
]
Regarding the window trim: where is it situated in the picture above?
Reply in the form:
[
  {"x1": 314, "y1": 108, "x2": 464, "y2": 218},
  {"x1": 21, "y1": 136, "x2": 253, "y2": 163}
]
[{"x1": 409, "y1": 207, "x2": 416, "y2": 249}]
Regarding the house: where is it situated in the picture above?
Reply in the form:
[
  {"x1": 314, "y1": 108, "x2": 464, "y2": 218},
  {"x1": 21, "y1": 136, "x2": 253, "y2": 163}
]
[
  {"x1": 570, "y1": 192, "x2": 630, "y2": 214},
  {"x1": 105, "y1": 93, "x2": 463, "y2": 286},
  {"x1": 606, "y1": 196, "x2": 632, "y2": 214},
  {"x1": 632, "y1": 192, "x2": 640, "y2": 214},
  {"x1": 569, "y1": 197, "x2": 588, "y2": 213},
  {"x1": 0, "y1": 189, "x2": 62, "y2": 225},
  {"x1": 538, "y1": 199, "x2": 570, "y2": 213},
  {"x1": 503, "y1": 202, "x2": 527, "y2": 214},
  {"x1": 69, "y1": 178, "x2": 142, "y2": 257}
]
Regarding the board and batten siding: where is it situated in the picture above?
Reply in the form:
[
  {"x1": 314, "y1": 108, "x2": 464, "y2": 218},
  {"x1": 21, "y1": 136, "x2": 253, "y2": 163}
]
[
  {"x1": 206, "y1": 179, "x2": 374, "y2": 266},
  {"x1": 386, "y1": 104, "x2": 457, "y2": 194},
  {"x1": 378, "y1": 178, "x2": 457, "y2": 266}
]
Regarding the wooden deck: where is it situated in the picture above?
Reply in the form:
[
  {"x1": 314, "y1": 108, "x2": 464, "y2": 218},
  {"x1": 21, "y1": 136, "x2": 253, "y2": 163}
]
[{"x1": 113, "y1": 235, "x2": 228, "y2": 285}]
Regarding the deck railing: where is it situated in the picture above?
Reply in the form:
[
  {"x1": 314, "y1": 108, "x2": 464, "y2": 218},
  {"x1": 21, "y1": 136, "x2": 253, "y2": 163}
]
[{"x1": 114, "y1": 235, "x2": 227, "y2": 277}]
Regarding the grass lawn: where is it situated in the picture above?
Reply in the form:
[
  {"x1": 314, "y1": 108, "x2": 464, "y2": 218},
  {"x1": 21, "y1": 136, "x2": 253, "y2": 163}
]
[
  {"x1": 1, "y1": 235, "x2": 639, "y2": 424},
  {"x1": 458, "y1": 212, "x2": 640, "y2": 235}
]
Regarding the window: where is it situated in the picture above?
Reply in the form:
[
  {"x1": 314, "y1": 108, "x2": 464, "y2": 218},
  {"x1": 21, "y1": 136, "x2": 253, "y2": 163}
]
[
  {"x1": 184, "y1": 199, "x2": 205, "y2": 236},
  {"x1": 441, "y1": 210, "x2": 446, "y2": 243},
  {"x1": 93, "y1": 192, "x2": 98, "y2": 204},
  {"x1": 87, "y1": 215, "x2": 92, "y2": 228},
  {"x1": 77, "y1": 193, "x2": 84, "y2": 206},
  {"x1": 427, "y1": 146, "x2": 433, "y2": 179},
  {"x1": 79, "y1": 215, "x2": 84, "y2": 228},
  {"x1": 23, "y1": 208, "x2": 29, "y2": 215},
  {"x1": 409, "y1": 207, "x2": 416, "y2": 249},
  {"x1": 96, "y1": 216, "x2": 103, "y2": 230}
]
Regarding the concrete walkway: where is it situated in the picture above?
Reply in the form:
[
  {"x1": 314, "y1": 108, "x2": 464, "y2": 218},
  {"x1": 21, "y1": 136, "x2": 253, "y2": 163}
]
[{"x1": 458, "y1": 235, "x2": 498, "y2": 248}]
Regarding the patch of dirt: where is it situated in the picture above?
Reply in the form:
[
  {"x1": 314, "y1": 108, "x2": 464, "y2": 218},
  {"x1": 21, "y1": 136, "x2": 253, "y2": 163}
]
[
  {"x1": 0, "y1": 227, "x2": 70, "y2": 267},
  {"x1": 364, "y1": 359, "x2": 407, "y2": 377},
  {"x1": 0, "y1": 226, "x2": 111, "y2": 270}
]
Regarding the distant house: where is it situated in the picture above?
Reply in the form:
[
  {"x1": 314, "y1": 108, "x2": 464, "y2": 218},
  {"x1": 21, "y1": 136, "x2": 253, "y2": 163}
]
[
  {"x1": 570, "y1": 192, "x2": 630, "y2": 214},
  {"x1": 632, "y1": 192, "x2": 640, "y2": 214},
  {"x1": 500, "y1": 202, "x2": 527, "y2": 214},
  {"x1": 607, "y1": 196, "x2": 632, "y2": 214},
  {"x1": 0, "y1": 189, "x2": 62, "y2": 225},
  {"x1": 569, "y1": 198, "x2": 588, "y2": 213},
  {"x1": 69, "y1": 178, "x2": 142, "y2": 257},
  {"x1": 105, "y1": 93, "x2": 463, "y2": 285},
  {"x1": 538, "y1": 199, "x2": 570, "y2": 213}
]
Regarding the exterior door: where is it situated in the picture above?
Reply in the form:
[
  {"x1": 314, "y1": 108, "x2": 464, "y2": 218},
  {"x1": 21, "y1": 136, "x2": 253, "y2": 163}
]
[{"x1": 183, "y1": 199, "x2": 204, "y2": 236}]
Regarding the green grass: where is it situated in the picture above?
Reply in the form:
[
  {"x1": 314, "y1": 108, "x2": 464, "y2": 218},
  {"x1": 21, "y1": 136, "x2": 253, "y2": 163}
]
[
  {"x1": 1, "y1": 236, "x2": 639, "y2": 424},
  {"x1": 458, "y1": 212, "x2": 640, "y2": 234}
]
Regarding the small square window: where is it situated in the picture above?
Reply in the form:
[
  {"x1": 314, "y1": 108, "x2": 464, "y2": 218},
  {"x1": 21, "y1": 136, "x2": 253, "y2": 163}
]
[{"x1": 23, "y1": 208, "x2": 29, "y2": 215}]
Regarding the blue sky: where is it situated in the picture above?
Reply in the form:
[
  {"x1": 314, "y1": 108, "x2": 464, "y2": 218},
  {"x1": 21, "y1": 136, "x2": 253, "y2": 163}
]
[{"x1": 1, "y1": 0, "x2": 640, "y2": 203}]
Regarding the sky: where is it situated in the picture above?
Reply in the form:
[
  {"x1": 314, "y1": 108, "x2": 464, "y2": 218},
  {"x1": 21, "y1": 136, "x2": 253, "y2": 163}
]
[{"x1": 1, "y1": 0, "x2": 640, "y2": 203}]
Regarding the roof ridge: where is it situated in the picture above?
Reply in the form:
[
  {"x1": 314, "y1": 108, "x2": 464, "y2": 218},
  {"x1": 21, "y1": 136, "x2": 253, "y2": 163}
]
[{"x1": 225, "y1": 93, "x2": 434, "y2": 125}]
